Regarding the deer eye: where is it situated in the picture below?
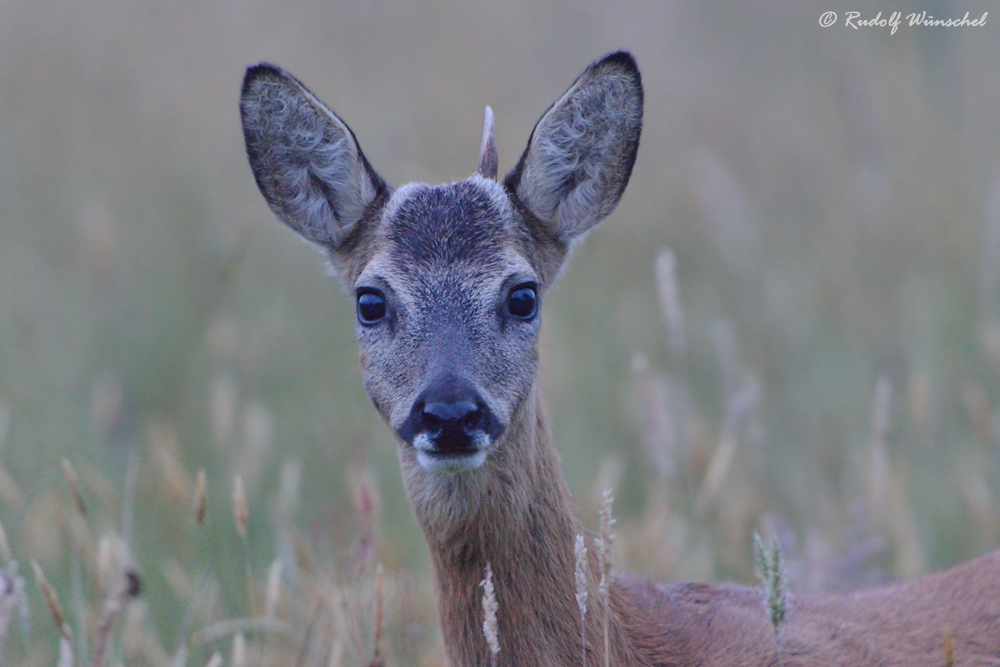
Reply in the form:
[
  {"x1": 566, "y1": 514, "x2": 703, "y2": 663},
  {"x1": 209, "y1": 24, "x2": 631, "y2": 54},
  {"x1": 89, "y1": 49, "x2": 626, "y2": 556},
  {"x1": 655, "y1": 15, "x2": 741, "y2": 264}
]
[
  {"x1": 356, "y1": 289, "x2": 386, "y2": 325},
  {"x1": 507, "y1": 284, "x2": 538, "y2": 319}
]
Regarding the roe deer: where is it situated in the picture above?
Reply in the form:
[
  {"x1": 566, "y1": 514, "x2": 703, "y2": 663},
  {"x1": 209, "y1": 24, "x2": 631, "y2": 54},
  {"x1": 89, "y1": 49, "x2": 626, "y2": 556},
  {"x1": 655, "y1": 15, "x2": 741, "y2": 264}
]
[{"x1": 240, "y1": 52, "x2": 1000, "y2": 666}]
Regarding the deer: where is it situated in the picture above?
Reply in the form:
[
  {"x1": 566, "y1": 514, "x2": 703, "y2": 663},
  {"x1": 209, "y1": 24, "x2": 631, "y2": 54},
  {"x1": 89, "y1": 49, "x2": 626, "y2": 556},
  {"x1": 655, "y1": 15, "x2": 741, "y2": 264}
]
[{"x1": 240, "y1": 51, "x2": 1000, "y2": 666}]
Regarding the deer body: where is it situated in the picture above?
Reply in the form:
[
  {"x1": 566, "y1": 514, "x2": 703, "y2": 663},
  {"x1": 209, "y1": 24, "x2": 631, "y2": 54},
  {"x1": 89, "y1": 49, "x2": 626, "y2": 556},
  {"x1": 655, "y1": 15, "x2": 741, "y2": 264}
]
[{"x1": 240, "y1": 52, "x2": 1000, "y2": 666}]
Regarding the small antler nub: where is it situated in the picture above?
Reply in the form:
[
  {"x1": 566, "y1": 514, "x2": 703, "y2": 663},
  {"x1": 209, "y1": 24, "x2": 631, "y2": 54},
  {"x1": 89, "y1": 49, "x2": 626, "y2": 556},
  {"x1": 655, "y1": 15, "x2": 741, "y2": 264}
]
[{"x1": 478, "y1": 106, "x2": 498, "y2": 180}]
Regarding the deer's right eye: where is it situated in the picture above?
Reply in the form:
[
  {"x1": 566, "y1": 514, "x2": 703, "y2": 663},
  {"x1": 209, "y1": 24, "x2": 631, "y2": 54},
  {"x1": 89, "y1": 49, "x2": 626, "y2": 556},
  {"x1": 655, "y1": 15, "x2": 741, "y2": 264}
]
[{"x1": 356, "y1": 289, "x2": 386, "y2": 325}]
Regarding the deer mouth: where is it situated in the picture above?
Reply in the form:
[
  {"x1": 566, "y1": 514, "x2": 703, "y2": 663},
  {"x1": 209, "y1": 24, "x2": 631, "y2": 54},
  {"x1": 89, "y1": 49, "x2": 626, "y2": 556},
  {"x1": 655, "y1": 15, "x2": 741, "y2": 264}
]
[{"x1": 411, "y1": 429, "x2": 491, "y2": 472}]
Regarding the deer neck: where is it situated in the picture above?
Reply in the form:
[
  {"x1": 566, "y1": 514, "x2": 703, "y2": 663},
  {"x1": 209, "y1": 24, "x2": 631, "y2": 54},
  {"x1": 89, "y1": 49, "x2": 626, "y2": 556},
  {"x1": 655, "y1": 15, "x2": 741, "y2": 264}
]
[{"x1": 398, "y1": 385, "x2": 611, "y2": 666}]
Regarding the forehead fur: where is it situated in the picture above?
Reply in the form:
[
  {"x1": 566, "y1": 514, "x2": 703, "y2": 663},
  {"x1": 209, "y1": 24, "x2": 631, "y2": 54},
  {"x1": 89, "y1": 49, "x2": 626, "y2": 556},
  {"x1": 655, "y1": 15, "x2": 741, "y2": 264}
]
[
  {"x1": 331, "y1": 174, "x2": 568, "y2": 289},
  {"x1": 381, "y1": 176, "x2": 513, "y2": 270}
]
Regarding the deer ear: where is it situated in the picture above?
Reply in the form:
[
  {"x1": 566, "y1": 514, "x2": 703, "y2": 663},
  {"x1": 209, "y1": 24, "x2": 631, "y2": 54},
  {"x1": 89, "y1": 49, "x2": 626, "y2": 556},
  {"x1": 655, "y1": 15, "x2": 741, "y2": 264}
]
[
  {"x1": 504, "y1": 51, "x2": 643, "y2": 244},
  {"x1": 240, "y1": 63, "x2": 386, "y2": 248}
]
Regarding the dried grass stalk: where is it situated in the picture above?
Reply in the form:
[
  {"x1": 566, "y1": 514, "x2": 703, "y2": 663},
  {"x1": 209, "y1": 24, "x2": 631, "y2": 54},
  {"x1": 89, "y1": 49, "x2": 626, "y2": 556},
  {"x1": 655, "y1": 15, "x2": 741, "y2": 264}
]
[
  {"x1": 91, "y1": 568, "x2": 141, "y2": 667},
  {"x1": 232, "y1": 632, "x2": 246, "y2": 667},
  {"x1": 265, "y1": 558, "x2": 283, "y2": 622},
  {"x1": 479, "y1": 562, "x2": 499, "y2": 667},
  {"x1": 574, "y1": 535, "x2": 588, "y2": 667},
  {"x1": 868, "y1": 375, "x2": 892, "y2": 518},
  {"x1": 595, "y1": 489, "x2": 616, "y2": 667},
  {"x1": 31, "y1": 559, "x2": 71, "y2": 639},
  {"x1": 57, "y1": 634, "x2": 74, "y2": 667},
  {"x1": 696, "y1": 434, "x2": 737, "y2": 511},
  {"x1": 0, "y1": 519, "x2": 10, "y2": 565},
  {"x1": 189, "y1": 618, "x2": 291, "y2": 647},
  {"x1": 62, "y1": 459, "x2": 87, "y2": 517},
  {"x1": 231, "y1": 474, "x2": 256, "y2": 625},
  {"x1": 370, "y1": 562, "x2": 384, "y2": 666},
  {"x1": 655, "y1": 247, "x2": 685, "y2": 356},
  {"x1": 194, "y1": 469, "x2": 207, "y2": 526},
  {"x1": 0, "y1": 464, "x2": 23, "y2": 508},
  {"x1": 232, "y1": 475, "x2": 248, "y2": 541}
]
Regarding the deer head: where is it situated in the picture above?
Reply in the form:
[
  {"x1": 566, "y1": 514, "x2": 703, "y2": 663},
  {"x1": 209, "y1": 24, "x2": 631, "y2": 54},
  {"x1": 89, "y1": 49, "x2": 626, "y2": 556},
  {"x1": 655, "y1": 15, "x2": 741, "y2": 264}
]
[{"x1": 240, "y1": 52, "x2": 642, "y2": 482}]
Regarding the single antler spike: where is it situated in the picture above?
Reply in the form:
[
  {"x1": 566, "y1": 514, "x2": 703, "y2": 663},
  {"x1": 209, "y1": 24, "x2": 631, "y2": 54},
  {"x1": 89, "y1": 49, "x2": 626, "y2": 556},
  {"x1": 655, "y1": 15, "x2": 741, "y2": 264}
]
[{"x1": 478, "y1": 106, "x2": 498, "y2": 180}]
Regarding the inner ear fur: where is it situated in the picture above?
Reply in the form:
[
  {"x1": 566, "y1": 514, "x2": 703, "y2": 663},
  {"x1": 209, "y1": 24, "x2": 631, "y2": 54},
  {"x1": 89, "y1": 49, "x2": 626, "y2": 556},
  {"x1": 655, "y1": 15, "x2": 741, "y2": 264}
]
[
  {"x1": 240, "y1": 63, "x2": 387, "y2": 249},
  {"x1": 504, "y1": 51, "x2": 643, "y2": 244}
]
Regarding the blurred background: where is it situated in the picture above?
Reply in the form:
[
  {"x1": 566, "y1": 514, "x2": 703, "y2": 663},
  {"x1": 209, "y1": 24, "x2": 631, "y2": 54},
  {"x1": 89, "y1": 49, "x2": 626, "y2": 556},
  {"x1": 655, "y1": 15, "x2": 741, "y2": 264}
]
[{"x1": 2, "y1": 0, "x2": 1000, "y2": 664}]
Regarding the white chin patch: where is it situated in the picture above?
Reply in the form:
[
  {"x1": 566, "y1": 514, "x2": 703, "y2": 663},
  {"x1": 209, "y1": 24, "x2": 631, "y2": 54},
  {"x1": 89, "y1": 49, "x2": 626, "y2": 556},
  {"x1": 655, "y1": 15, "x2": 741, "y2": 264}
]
[{"x1": 413, "y1": 432, "x2": 491, "y2": 472}]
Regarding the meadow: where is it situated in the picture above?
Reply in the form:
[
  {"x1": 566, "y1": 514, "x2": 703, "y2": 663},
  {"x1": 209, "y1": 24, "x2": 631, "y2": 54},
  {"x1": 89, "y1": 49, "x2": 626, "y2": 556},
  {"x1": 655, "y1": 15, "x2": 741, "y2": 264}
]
[{"x1": 1, "y1": 1, "x2": 999, "y2": 665}]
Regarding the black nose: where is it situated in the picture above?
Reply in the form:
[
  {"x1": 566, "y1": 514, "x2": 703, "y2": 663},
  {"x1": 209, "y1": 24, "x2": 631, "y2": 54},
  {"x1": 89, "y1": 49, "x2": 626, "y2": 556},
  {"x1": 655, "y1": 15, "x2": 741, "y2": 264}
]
[
  {"x1": 413, "y1": 397, "x2": 486, "y2": 453},
  {"x1": 396, "y1": 376, "x2": 502, "y2": 452}
]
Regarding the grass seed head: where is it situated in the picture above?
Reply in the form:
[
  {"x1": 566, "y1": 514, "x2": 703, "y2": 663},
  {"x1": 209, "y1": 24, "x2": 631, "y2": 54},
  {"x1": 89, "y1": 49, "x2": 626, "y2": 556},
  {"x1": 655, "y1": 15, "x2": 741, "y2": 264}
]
[
  {"x1": 574, "y1": 535, "x2": 588, "y2": 617},
  {"x1": 30, "y1": 559, "x2": 70, "y2": 639},
  {"x1": 61, "y1": 459, "x2": 86, "y2": 517},
  {"x1": 753, "y1": 531, "x2": 789, "y2": 633},
  {"x1": 194, "y1": 468, "x2": 207, "y2": 526},
  {"x1": 0, "y1": 518, "x2": 11, "y2": 565},
  {"x1": 596, "y1": 489, "x2": 616, "y2": 597},
  {"x1": 232, "y1": 474, "x2": 248, "y2": 540},
  {"x1": 480, "y1": 562, "x2": 500, "y2": 663}
]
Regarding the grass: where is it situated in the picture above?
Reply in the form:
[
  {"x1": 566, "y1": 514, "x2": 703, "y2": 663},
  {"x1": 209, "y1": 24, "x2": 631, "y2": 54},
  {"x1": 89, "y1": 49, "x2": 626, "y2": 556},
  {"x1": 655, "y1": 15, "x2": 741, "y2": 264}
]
[{"x1": 5, "y1": 448, "x2": 427, "y2": 666}]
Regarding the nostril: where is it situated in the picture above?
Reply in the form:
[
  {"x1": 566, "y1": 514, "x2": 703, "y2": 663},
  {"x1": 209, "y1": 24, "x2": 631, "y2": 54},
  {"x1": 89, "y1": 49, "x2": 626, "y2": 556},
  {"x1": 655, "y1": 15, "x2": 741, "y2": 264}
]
[
  {"x1": 422, "y1": 400, "x2": 482, "y2": 435},
  {"x1": 461, "y1": 409, "x2": 483, "y2": 432},
  {"x1": 423, "y1": 411, "x2": 443, "y2": 435}
]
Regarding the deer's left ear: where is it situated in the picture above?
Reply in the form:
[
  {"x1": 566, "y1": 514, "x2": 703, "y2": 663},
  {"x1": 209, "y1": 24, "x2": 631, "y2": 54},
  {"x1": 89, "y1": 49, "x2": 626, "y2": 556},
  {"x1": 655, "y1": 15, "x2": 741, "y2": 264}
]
[{"x1": 504, "y1": 51, "x2": 643, "y2": 244}]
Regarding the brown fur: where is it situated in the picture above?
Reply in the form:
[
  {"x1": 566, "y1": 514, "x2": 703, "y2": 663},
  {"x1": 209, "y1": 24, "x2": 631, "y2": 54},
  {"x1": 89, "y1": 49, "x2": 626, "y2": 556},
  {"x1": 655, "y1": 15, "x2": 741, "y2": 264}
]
[{"x1": 240, "y1": 52, "x2": 1000, "y2": 666}]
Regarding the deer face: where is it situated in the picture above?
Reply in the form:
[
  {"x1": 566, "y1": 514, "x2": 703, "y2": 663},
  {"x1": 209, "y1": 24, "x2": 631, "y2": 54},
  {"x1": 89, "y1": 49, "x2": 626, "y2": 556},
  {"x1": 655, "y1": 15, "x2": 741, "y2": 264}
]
[
  {"x1": 350, "y1": 178, "x2": 547, "y2": 472},
  {"x1": 240, "y1": 53, "x2": 642, "y2": 473}
]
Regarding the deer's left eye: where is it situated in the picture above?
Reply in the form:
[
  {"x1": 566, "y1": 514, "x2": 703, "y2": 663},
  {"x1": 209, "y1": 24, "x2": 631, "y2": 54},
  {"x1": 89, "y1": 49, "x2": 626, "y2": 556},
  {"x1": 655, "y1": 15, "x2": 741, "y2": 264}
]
[{"x1": 507, "y1": 284, "x2": 538, "y2": 319}]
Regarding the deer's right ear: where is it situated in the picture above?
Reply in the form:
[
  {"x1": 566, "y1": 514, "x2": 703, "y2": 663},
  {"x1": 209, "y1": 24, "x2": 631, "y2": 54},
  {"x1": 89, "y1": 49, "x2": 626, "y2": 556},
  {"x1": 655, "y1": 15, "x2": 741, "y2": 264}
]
[
  {"x1": 240, "y1": 63, "x2": 386, "y2": 248},
  {"x1": 504, "y1": 51, "x2": 643, "y2": 245}
]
